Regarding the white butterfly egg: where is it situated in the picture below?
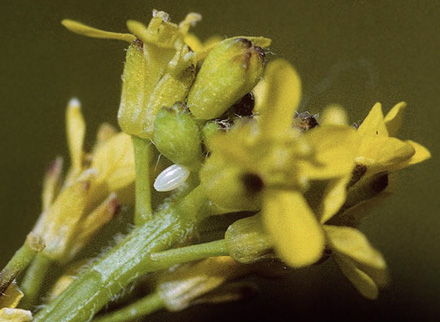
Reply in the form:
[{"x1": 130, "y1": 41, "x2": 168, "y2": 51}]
[{"x1": 154, "y1": 164, "x2": 190, "y2": 192}]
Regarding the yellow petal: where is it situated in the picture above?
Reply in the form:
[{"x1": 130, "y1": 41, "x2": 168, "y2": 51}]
[
  {"x1": 301, "y1": 125, "x2": 356, "y2": 180},
  {"x1": 254, "y1": 59, "x2": 302, "y2": 136},
  {"x1": 356, "y1": 136, "x2": 415, "y2": 173},
  {"x1": 357, "y1": 102, "x2": 388, "y2": 137},
  {"x1": 94, "y1": 123, "x2": 117, "y2": 149},
  {"x1": 178, "y1": 12, "x2": 202, "y2": 35},
  {"x1": 263, "y1": 189, "x2": 324, "y2": 268},
  {"x1": 389, "y1": 140, "x2": 431, "y2": 171},
  {"x1": 324, "y1": 225, "x2": 386, "y2": 270},
  {"x1": 91, "y1": 132, "x2": 135, "y2": 194},
  {"x1": 66, "y1": 98, "x2": 85, "y2": 172},
  {"x1": 318, "y1": 175, "x2": 351, "y2": 223},
  {"x1": 0, "y1": 282, "x2": 23, "y2": 308},
  {"x1": 71, "y1": 193, "x2": 119, "y2": 257},
  {"x1": 194, "y1": 35, "x2": 223, "y2": 61},
  {"x1": 334, "y1": 254, "x2": 378, "y2": 299},
  {"x1": 61, "y1": 19, "x2": 135, "y2": 43},
  {"x1": 384, "y1": 102, "x2": 406, "y2": 137},
  {"x1": 320, "y1": 104, "x2": 348, "y2": 126},
  {"x1": 0, "y1": 308, "x2": 32, "y2": 322},
  {"x1": 185, "y1": 33, "x2": 203, "y2": 52}
]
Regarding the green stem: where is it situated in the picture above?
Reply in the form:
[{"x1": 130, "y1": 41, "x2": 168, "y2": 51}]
[
  {"x1": 149, "y1": 239, "x2": 228, "y2": 268},
  {"x1": 93, "y1": 292, "x2": 164, "y2": 322},
  {"x1": 19, "y1": 254, "x2": 52, "y2": 309},
  {"x1": 132, "y1": 135, "x2": 153, "y2": 225},
  {"x1": 0, "y1": 233, "x2": 44, "y2": 294},
  {"x1": 33, "y1": 186, "x2": 227, "y2": 322}
]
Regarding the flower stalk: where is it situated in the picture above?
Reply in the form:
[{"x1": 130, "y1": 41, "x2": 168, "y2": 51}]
[
  {"x1": 132, "y1": 136, "x2": 153, "y2": 225},
  {"x1": 0, "y1": 233, "x2": 45, "y2": 295}
]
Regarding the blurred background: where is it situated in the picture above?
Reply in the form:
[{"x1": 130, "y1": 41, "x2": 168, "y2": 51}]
[{"x1": 1, "y1": 0, "x2": 439, "y2": 321}]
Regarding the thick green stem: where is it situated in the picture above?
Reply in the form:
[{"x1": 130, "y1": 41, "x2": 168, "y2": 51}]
[
  {"x1": 132, "y1": 135, "x2": 153, "y2": 225},
  {"x1": 19, "y1": 254, "x2": 52, "y2": 309},
  {"x1": 0, "y1": 233, "x2": 44, "y2": 294},
  {"x1": 93, "y1": 292, "x2": 164, "y2": 322},
  {"x1": 33, "y1": 186, "x2": 226, "y2": 322}
]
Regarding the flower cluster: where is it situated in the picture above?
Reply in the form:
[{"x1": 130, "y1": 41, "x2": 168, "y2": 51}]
[{"x1": 0, "y1": 9, "x2": 431, "y2": 322}]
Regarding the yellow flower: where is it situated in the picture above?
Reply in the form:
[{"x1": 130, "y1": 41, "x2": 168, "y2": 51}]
[
  {"x1": 32, "y1": 98, "x2": 135, "y2": 263},
  {"x1": 314, "y1": 103, "x2": 431, "y2": 299},
  {"x1": 317, "y1": 102, "x2": 431, "y2": 223},
  {"x1": 0, "y1": 282, "x2": 32, "y2": 321},
  {"x1": 353, "y1": 102, "x2": 430, "y2": 176},
  {"x1": 201, "y1": 59, "x2": 357, "y2": 268}
]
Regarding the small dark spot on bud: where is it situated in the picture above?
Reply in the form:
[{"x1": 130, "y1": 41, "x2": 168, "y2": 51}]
[
  {"x1": 242, "y1": 173, "x2": 264, "y2": 194},
  {"x1": 133, "y1": 38, "x2": 143, "y2": 49},
  {"x1": 349, "y1": 163, "x2": 368, "y2": 186},
  {"x1": 371, "y1": 173, "x2": 388, "y2": 193},
  {"x1": 254, "y1": 46, "x2": 266, "y2": 64},
  {"x1": 376, "y1": 130, "x2": 378, "y2": 135},
  {"x1": 236, "y1": 37, "x2": 253, "y2": 48}
]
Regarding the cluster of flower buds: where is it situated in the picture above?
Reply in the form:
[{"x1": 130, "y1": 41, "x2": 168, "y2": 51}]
[{"x1": 2, "y1": 9, "x2": 430, "y2": 322}]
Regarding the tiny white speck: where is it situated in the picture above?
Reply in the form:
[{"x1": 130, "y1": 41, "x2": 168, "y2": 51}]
[
  {"x1": 154, "y1": 164, "x2": 190, "y2": 192},
  {"x1": 68, "y1": 97, "x2": 81, "y2": 108}
]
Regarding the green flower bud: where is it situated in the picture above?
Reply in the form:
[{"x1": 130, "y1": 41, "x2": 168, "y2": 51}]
[
  {"x1": 118, "y1": 12, "x2": 198, "y2": 138},
  {"x1": 187, "y1": 37, "x2": 266, "y2": 120},
  {"x1": 225, "y1": 214, "x2": 273, "y2": 264},
  {"x1": 153, "y1": 104, "x2": 203, "y2": 170}
]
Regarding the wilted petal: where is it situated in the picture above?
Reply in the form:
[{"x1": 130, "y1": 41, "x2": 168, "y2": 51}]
[
  {"x1": 254, "y1": 59, "x2": 302, "y2": 136},
  {"x1": 70, "y1": 193, "x2": 119, "y2": 258},
  {"x1": 384, "y1": 102, "x2": 406, "y2": 137},
  {"x1": 334, "y1": 254, "x2": 378, "y2": 299},
  {"x1": 41, "y1": 156, "x2": 63, "y2": 212},
  {"x1": 357, "y1": 102, "x2": 388, "y2": 137},
  {"x1": 33, "y1": 175, "x2": 91, "y2": 261},
  {"x1": 0, "y1": 308, "x2": 32, "y2": 322},
  {"x1": 0, "y1": 282, "x2": 23, "y2": 309},
  {"x1": 263, "y1": 189, "x2": 324, "y2": 268}
]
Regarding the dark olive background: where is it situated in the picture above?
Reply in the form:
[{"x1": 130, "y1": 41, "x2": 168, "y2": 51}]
[{"x1": 1, "y1": 1, "x2": 439, "y2": 321}]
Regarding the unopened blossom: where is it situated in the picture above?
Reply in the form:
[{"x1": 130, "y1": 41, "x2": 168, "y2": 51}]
[{"x1": 31, "y1": 98, "x2": 135, "y2": 263}]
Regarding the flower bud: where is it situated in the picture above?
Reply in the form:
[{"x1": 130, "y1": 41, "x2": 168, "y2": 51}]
[
  {"x1": 157, "y1": 257, "x2": 245, "y2": 311},
  {"x1": 118, "y1": 12, "x2": 198, "y2": 138},
  {"x1": 187, "y1": 37, "x2": 266, "y2": 120},
  {"x1": 225, "y1": 214, "x2": 273, "y2": 264},
  {"x1": 153, "y1": 104, "x2": 203, "y2": 170}
]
